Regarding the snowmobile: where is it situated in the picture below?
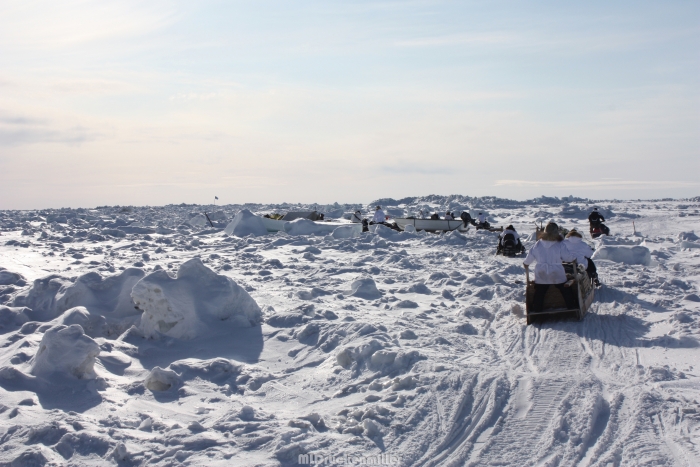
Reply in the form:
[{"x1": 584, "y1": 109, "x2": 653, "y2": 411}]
[
  {"x1": 589, "y1": 223, "x2": 610, "y2": 239},
  {"x1": 525, "y1": 261, "x2": 595, "y2": 325},
  {"x1": 496, "y1": 233, "x2": 526, "y2": 256}
]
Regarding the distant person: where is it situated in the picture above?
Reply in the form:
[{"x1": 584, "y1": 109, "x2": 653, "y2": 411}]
[
  {"x1": 418, "y1": 210, "x2": 426, "y2": 219},
  {"x1": 351, "y1": 210, "x2": 362, "y2": 223},
  {"x1": 430, "y1": 212, "x2": 440, "y2": 220},
  {"x1": 371, "y1": 206, "x2": 386, "y2": 225},
  {"x1": 565, "y1": 230, "x2": 601, "y2": 287},
  {"x1": 588, "y1": 207, "x2": 604, "y2": 226},
  {"x1": 588, "y1": 207, "x2": 610, "y2": 236},
  {"x1": 361, "y1": 218, "x2": 369, "y2": 232},
  {"x1": 524, "y1": 222, "x2": 578, "y2": 312},
  {"x1": 460, "y1": 211, "x2": 474, "y2": 226},
  {"x1": 445, "y1": 211, "x2": 455, "y2": 220},
  {"x1": 499, "y1": 225, "x2": 523, "y2": 251},
  {"x1": 476, "y1": 212, "x2": 490, "y2": 229}
]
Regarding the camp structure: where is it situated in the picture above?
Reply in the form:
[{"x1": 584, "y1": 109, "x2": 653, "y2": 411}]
[{"x1": 393, "y1": 218, "x2": 470, "y2": 233}]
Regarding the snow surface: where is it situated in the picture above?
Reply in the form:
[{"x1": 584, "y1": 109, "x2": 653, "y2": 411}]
[{"x1": 0, "y1": 196, "x2": 699, "y2": 466}]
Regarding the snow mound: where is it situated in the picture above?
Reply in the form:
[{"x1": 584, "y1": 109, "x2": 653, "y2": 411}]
[
  {"x1": 224, "y1": 209, "x2": 268, "y2": 237},
  {"x1": 187, "y1": 213, "x2": 209, "y2": 227},
  {"x1": 408, "y1": 282, "x2": 431, "y2": 294},
  {"x1": 433, "y1": 230, "x2": 468, "y2": 245},
  {"x1": 0, "y1": 268, "x2": 26, "y2": 286},
  {"x1": 284, "y1": 219, "x2": 338, "y2": 236},
  {"x1": 131, "y1": 258, "x2": 262, "y2": 339},
  {"x1": 0, "y1": 306, "x2": 29, "y2": 332},
  {"x1": 55, "y1": 268, "x2": 145, "y2": 318},
  {"x1": 12, "y1": 275, "x2": 73, "y2": 321},
  {"x1": 592, "y1": 245, "x2": 652, "y2": 266},
  {"x1": 680, "y1": 240, "x2": 700, "y2": 249},
  {"x1": 51, "y1": 306, "x2": 107, "y2": 338},
  {"x1": 348, "y1": 277, "x2": 382, "y2": 300},
  {"x1": 145, "y1": 367, "x2": 181, "y2": 391},
  {"x1": 369, "y1": 223, "x2": 400, "y2": 238},
  {"x1": 458, "y1": 305, "x2": 492, "y2": 319},
  {"x1": 13, "y1": 269, "x2": 145, "y2": 322},
  {"x1": 207, "y1": 210, "x2": 227, "y2": 221},
  {"x1": 31, "y1": 324, "x2": 100, "y2": 380},
  {"x1": 332, "y1": 225, "x2": 361, "y2": 239},
  {"x1": 678, "y1": 231, "x2": 699, "y2": 242}
]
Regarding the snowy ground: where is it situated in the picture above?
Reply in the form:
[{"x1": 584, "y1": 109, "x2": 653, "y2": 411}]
[{"x1": 0, "y1": 195, "x2": 699, "y2": 466}]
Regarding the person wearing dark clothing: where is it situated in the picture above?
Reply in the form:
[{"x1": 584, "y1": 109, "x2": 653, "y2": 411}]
[
  {"x1": 532, "y1": 283, "x2": 577, "y2": 312},
  {"x1": 588, "y1": 208, "x2": 605, "y2": 226},
  {"x1": 430, "y1": 213, "x2": 440, "y2": 220},
  {"x1": 460, "y1": 211, "x2": 474, "y2": 226},
  {"x1": 588, "y1": 208, "x2": 610, "y2": 236}
]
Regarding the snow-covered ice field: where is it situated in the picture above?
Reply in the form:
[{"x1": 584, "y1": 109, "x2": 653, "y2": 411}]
[{"x1": 0, "y1": 195, "x2": 699, "y2": 466}]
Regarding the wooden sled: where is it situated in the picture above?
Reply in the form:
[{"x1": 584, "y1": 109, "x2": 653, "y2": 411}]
[{"x1": 525, "y1": 260, "x2": 595, "y2": 325}]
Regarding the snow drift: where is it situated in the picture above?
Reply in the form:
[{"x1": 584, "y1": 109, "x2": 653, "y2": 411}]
[
  {"x1": 13, "y1": 268, "x2": 145, "y2": 322},
  {"x1": 592, "y1": 245, "x2": 652, "y2": 266},
  {"x1": 31, "y1": 324, "x2": 100, "y2": 380},
  {"x1": 284, "y1": 219, "x2": 341, "y2": 236},
  {"x1": 348, "y1": 277, "x2": 382, "y2": 299},
  {"x1": 332, "y1": 224, "x2": 362, "y2": 239},
  {"x1": 131, "y1": 258, "x2": 262, "y2": 339},
  {"x1": 224, "y1": 209, "x2": 268, "y2": 237}
]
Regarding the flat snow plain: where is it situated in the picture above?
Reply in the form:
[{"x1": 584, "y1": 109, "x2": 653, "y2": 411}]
[{"x1": 0, "y1": 195, "x2": 699, "y2": 466}]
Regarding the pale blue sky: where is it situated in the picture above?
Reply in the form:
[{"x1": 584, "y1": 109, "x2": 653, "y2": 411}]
[{"x1": 0, "y1": 0, "x2": 698, "y2": 208}]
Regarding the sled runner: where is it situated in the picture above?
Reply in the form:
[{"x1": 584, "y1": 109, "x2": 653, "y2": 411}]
[{"x1": 525, "y1": 260, "x2": 595, "y2": 325}]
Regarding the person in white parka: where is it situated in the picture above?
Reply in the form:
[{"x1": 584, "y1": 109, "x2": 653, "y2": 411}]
[
  {"x1": 351, "y1": 211, "x2": 363, "y2": 223},
  {"x1": 564, "y1": 230, "x2": 600, "y2": 286},
  {"x1": 523, "y1": 222, "x2": 578, "y2": 312},
  {"x1": 372, "y1": 206, "x2": 386, "y2": 224}
]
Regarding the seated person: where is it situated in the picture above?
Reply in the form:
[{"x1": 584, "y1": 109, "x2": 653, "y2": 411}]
[
  {"x1": 476, "y1": 212, "x2": 490, "y2": 228},
  {"x1": 430, "y1": 212, "x2": 440, "y2": 220},
  {"x1": 351, "y1": 210, "x2": 362, "y2": 223},
  {"x1": 564, "y1": 230, "x2": 600, "y2": 286},
  {"x1": 588, "y1": 207, "x2": 605, "y2": 226},
  {"x1": 499, "y1": 225, "x2": 523, "y2": 251},
  {"x1": 445, "y1": 211, "x2": 455, "y2": 220},
  {"x1": 523, "y1": 222, "x2": 578, "y2": 312},
  {"x1": 370, "y1": 206, "x2": 386, "y2": 225}
]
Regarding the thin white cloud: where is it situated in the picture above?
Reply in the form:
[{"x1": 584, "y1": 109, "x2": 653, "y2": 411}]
[
  {"x1": 495, "y1": 180, "x2": 699, "y2": 189},
  {"x1": 395, "y1": 32, "x2": 517, "y2": 47},
  {"x1": 0, "y1": 0, "x2": 177, "y2": 50},
  {"x1": 169, "y1": 93, "x2": 220, "y2": 102}
]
